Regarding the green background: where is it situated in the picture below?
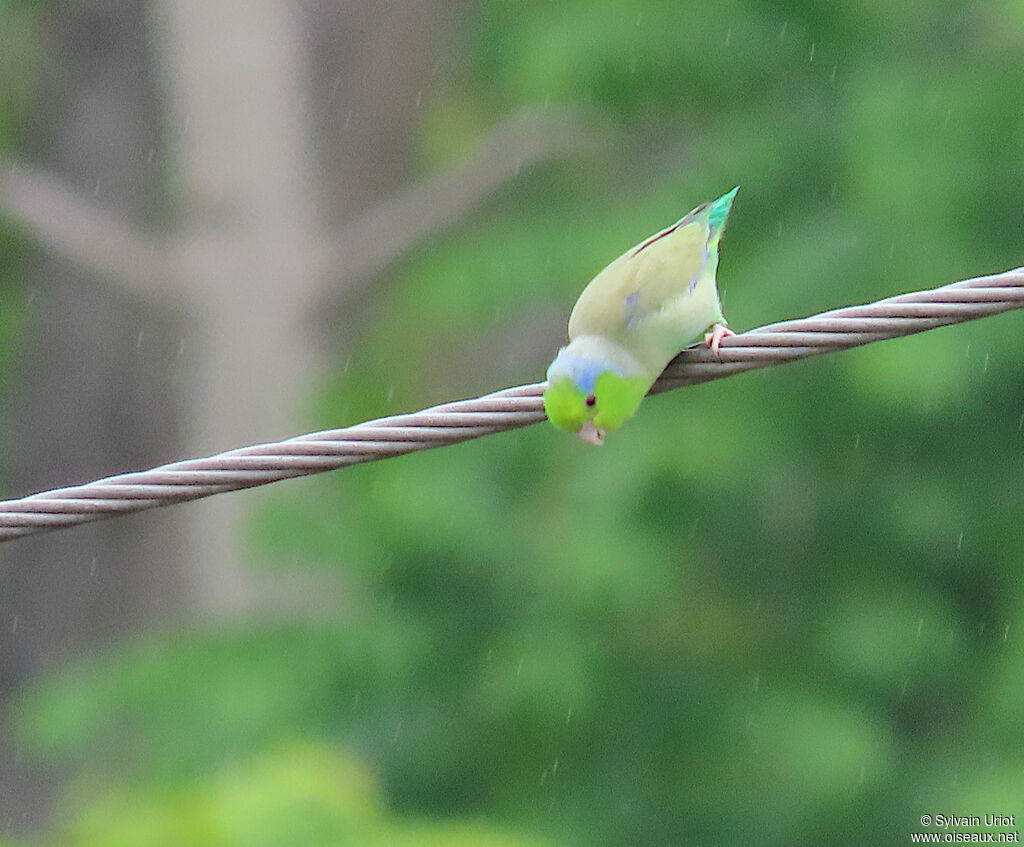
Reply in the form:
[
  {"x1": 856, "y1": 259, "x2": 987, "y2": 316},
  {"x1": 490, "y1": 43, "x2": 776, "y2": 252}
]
[{"x1": 2, "y1": 1, "x2": 1023, "y2": 844}]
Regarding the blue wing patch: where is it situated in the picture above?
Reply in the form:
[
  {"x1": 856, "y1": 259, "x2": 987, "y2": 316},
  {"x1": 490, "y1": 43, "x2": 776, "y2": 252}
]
[{"x1": 624, "y1": 292, "x2": 642, "y2": 329}]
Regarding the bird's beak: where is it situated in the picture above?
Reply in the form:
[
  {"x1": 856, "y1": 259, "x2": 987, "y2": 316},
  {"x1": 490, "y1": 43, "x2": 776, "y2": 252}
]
[{"x1": 576, "y1": 419, "x2": 605, "y2": 446}]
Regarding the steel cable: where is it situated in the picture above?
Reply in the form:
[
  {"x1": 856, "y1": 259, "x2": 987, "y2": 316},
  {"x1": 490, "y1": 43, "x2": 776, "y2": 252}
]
[{"x1": 1, "y1": 265, "x2": 1021, "y2": 541}]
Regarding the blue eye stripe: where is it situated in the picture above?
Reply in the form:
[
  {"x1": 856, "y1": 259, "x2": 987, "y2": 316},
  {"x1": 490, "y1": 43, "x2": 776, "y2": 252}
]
[
  {"x1": 548, "y1": 347, "x2": 620, "y2": 394},
  {"x1": 566, "y1": 358, "x2": 605, "y2": 394}
]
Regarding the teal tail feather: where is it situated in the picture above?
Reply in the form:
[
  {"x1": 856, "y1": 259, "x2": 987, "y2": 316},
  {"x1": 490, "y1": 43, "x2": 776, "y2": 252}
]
[{"x1": 708, "y1": 185, "x2": 740, "y2": 231}]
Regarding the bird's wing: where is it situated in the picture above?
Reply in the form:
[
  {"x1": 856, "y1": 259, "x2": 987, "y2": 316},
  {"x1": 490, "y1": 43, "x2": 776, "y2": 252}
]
[{"x1": 569, "y1": 213, "x2": 710, "y2": 340}]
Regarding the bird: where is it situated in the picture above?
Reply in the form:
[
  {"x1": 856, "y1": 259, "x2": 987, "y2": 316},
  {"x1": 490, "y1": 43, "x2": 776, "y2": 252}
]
[{"x1": 543, "y1": 186, "x2": 738, "y2": 445}]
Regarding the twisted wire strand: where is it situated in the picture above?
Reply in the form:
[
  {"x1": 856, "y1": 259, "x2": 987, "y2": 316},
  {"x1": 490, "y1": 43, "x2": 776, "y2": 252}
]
[{"x1": 1, "y1": 265, "x2": 1022, "y2": 541}]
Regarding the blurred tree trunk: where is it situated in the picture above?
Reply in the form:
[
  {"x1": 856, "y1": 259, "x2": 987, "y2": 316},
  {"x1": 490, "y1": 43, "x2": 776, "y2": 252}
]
[
  {"x1": 148, "y1": 0, "x2": 325, "y2": 612},
  {"x1": 0, "y1": 0, "x2": 455, "y2": 833},
  {"x1": 146, "y1": 0, "x2": 453, "y2": 609}
]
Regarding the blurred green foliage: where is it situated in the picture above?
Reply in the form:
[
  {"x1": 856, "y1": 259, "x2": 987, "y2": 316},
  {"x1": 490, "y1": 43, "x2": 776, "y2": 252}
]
[
  {"x1": 7, "y1": 0, "x2": 1024, "y2": 845},
  {"x1": 43, "y1": 739, "x2": 559, "y2": 847}
]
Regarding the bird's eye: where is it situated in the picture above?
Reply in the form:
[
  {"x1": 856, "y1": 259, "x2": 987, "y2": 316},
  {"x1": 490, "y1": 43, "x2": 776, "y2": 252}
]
[{"x1": 585, "y1": 394, "x2": 596, "y2": 407}]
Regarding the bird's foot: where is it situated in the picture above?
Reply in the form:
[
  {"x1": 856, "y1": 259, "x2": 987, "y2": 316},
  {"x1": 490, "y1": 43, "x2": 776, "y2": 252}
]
[{"x1": 704, "y1": 323, "x2": 735, "y2": 356}]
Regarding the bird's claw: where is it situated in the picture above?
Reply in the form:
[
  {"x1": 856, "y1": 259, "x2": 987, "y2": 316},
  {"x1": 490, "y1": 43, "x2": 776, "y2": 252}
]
[{"x1": 704, "y1": 323, "x2": 735, "y2": 356}]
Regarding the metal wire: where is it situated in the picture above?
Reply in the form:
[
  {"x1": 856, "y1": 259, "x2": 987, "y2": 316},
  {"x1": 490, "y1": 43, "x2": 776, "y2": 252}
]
[{"x1": 1, "y1": 265, "x2": 1022, "y2": 541}]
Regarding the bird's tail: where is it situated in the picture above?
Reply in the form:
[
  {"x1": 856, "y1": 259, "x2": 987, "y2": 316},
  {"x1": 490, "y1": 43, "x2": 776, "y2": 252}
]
[
  {"x1": 708, "y1": 185, "x2": 740, "y2": 232},
  {"x1": 707, "y1": 185, "x2": 739, "y2": 252}
]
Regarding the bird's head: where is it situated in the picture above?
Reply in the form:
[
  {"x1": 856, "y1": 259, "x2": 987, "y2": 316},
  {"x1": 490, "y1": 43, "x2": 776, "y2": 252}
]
[{"x1": 543, "y1": 368, "x2": 648, "y2": 445}]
